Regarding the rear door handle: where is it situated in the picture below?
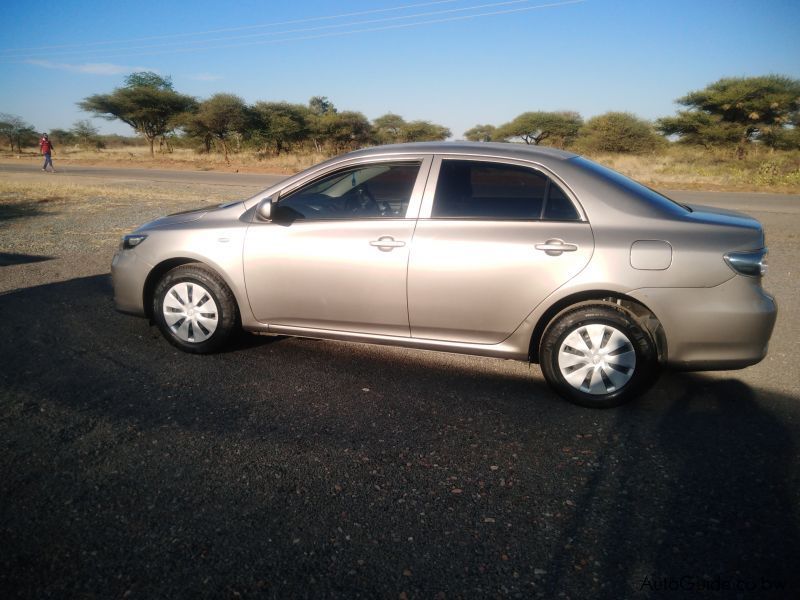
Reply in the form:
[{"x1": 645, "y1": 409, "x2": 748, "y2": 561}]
[
  {"x1": 370, "y1": 236, "x2": 406, "y2": 252},
  {"x1": 535, "y1": 239, "x2": 578, "y2": 256}
]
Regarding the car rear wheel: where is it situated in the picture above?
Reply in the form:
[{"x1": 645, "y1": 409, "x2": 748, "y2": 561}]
[
  {"x1": 539, "y1": 304, "x2": 658, "y2": 408},
  {"x1": 153, "y1": 264, "x2": 239, "y2": 354}
]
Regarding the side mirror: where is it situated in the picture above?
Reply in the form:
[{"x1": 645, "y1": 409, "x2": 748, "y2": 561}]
[{"x1": 256, "y1": 196, "x2": 275, "y2": 221}]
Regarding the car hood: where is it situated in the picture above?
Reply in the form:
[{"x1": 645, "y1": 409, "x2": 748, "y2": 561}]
[
  {"x1": 137, "y1": 208, "x2": 207, "y2": 231},
  {"x1": 135, "y1": 201, "x2": 243, "y2": 231}
]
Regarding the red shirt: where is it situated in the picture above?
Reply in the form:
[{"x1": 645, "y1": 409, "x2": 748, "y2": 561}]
[{"x1": 40, "y1": 138, "x2": 53, "y2": 153}]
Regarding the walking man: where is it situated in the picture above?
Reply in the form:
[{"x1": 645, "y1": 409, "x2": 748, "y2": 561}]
[{"x1": 40, "y1": 133, "x2": 55, "y2": 172}]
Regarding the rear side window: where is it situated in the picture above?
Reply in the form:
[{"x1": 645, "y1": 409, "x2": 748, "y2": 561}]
[
  {"x1": 543, "y1": 182, "x2": 580, "y2": 221},
  {"x1": 431, "y1": 160, "x2": 580, "y2": 221}
]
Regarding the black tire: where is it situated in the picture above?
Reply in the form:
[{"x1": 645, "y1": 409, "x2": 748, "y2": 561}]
[
  {"x1": 152, "y1": 263, "x2": 239, "y2": 354},
  {"x1": 539, "y1": 304, "x2": 659, "y2": 408}
]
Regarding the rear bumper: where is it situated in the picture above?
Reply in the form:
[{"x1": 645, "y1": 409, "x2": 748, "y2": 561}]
[
  {"x1": 629, "y1": 276, "x2": 777, "y2": 371},
  {"x1": 111, "y1": 250, "x2": 151, "y2": 316}
]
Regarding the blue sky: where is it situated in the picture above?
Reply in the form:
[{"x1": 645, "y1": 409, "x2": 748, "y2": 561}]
[{"x1": 1, "y1": 0, "x2": 799, "y2": 139}]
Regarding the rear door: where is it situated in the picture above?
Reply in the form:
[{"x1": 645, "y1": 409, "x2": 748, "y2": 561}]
[{"x1": 407, "y1": 156, "x2": 594, "y2": 344}]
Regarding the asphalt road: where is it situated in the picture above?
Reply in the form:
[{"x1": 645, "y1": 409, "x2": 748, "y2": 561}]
[
  {"x1": 0, "y1": 161, "x2": 286, "y2": 188},
  {"x1": 1, "y1": 165, "x2": 799, "y2": 598}
]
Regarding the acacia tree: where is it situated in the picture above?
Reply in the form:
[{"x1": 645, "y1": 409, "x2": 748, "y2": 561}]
[
  {"x1": 657, "y1": 111, "x2": 741, "y2": 148},
  {"x1": 79, "y1": 71, "x2": 196, "y2": 156},
  {"x1": 251, "y1": 101, "x2": 310, "y2": 154},
  {"x1": 657, "y1": 75, "x2": 800, "y2": 151},
  {"x1": 308, "y1": 96, "x2": 337, "y2": 116},
  {"x1": 372, "y1": 114, "x2": 450, "y2": 144},
  {"x1": 464, "y1": 124, "x2": 496, "y2": 142},
  {"x1": 71, "y1": 119, "x2": 101, "y2": 149},
  {"x1": 772, "y1": 114, "x2": 800, "y2": 150},
  {"x1": 575, "y1": 112, "x2": 663, "y2": 154},
  {"x1": 179, "y1": 113, "x2": 214, "y2": 153},
  {"x1": 495, "y1": 111, "x2": 583, "y2": 147},
  {"x1": 182, "y1": 94, "x2": 249, "y2": 161},
  {"x1": 398, "y1": 120, "x2": 450, "y2": 142},
  {"x1": 373, "y1": 113, "x2": 406, "y2": 144},
  {"x1": 0, "y1": 113, "x2": 37, "y2": 152},
  {"x1": 305, "y1": 96, "x2": 339, "y2": 152},
  {"x1": 317, "y1": 111, "x2": 372, "y2": 152}
]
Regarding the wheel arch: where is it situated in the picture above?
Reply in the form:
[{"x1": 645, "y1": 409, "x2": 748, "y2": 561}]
[
  {"x1": 528, "y1": 291, "x2": 667, "y2": 364},
  {"x1": 143, "y1": 258, "x2": 217, "y2": 320}
]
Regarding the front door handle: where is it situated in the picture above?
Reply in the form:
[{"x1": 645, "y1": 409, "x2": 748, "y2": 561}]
[
  {"x1": 535, "y1": 239, "x2": 578, "y2": 256},
  {"x1": 370, "y1": 236, "x2": 406, "y2": 252}
]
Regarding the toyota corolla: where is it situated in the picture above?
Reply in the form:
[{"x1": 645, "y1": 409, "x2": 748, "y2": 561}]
[{"x1": 111, "y1": 142, "x2": 776, "y2": 407}]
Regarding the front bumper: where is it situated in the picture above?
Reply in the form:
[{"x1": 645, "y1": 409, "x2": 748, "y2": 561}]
[
  {"x1": 629, "y1": 276, "x2": 777, "y2": 371},
  {"x1": 111, "y1": 249, "x2": 152, "y2": 316}
]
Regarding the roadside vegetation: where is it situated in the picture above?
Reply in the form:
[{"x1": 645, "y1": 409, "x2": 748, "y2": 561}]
[
  {"x1": 0, "y1": 177, "x2": 232, "y2": 207},
  {"x1": 1, "y1": 73, "x2": 798, "y2": 192}
]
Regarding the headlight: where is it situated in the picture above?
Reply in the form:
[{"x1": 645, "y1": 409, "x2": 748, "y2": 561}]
[
  {"x1": 121, "y1": 234, "x2": 148, "y2": 250},
  {"x1": 724, "y1": 248, "x2": 768, "y2": 277}
]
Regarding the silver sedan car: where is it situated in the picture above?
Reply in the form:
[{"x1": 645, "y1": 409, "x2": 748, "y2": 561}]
[{"x1": 112, "y1": 142, "x2": 776, "y2": 407}]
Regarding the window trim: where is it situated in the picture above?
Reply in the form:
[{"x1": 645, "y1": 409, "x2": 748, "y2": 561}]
[{"x1": 418, "y1": 154, "x2": 586, "y2": 222}]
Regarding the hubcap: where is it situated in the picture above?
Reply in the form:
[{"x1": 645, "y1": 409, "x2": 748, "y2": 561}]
[
  {"x1": 557, "y1": 324, "x2": 636, "y2": 395},
  {"x1": 162, "y1": 282, "x2": 219, "y2": 343}
]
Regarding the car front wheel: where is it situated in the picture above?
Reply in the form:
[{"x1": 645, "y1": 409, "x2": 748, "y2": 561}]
[
  {"x1": 539, "y1": 304, "x2": 659, "y2": 408},
  {"x1": 153, "y1": 264, "x2": 239, "y2": 354}
]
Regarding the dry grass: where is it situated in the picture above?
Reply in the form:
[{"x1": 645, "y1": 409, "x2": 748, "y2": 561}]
[
  {"x1": 6, "y1": 146, "x2": 328, "y2": 175},
  {"x1": 4, "y1": 144, "x2": 799, "y2": 193},
  {"x1": 586, "y1": 146, "x2": 800, "y2": 192},
  {"x1": 0, "y1": 178, "x2": 209, "y2": 206}
]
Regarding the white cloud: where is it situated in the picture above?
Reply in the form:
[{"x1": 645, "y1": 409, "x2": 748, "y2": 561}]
[{"x1": 26, "y1": 60, "x2": 157, "y2": 75}]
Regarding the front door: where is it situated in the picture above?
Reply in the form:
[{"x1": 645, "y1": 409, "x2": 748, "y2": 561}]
[{"x1": 243, "y1": 158, "x2": 430, "y2": 337}]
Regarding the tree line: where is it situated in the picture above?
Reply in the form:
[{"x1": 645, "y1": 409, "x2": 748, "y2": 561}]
[
  {"x1": 2, "y1": 74, "x2": 798, "y2": 157},
  {"x1": 466, "y1": 75, "x2": 800, "y2": 155},
  {"x1": 74, "y1": 72, "x2": 450, "y2": 159},
  {"x1": 658, "y1": 75, "x2": 800, "y2": 154}
]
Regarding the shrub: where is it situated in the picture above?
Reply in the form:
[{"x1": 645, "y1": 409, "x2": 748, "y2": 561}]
[{"x1": 575, "y1": 112, "x2": 665, "y2": 154}]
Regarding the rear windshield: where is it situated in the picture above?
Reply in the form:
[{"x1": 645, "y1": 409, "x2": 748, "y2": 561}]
[{"x1": 570, "y1": 156, "x2": 691, "y2": 214}]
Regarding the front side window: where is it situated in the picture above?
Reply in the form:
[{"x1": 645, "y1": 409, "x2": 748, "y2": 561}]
[
  {"x1": 276, "y1": 162, "x2": 421, "y2": 220},
  {"x1": 431, "y1": 160, "x2": 580, "y2": 221}
]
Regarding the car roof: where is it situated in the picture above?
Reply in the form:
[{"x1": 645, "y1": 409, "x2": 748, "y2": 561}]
[{"x1": 342, "y1": 141, "x2": 577, "y2": 162}]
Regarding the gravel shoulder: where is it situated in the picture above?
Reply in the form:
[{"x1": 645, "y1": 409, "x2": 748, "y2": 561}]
[{"x1": 0, "y1": 171, "x2": 264, "y2": 292}]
